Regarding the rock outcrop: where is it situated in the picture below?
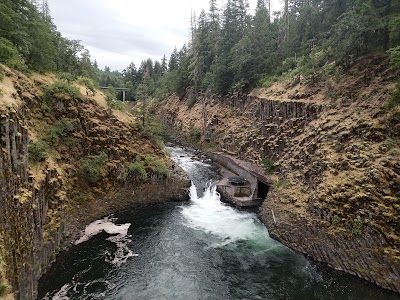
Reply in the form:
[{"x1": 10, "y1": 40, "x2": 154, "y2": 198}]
[
  {"x1": 158, "y1": 54, "x2": 400, "y2": 293},
  {"x1": 0, "y1": 68, "x2": 189, "y2": 300}
]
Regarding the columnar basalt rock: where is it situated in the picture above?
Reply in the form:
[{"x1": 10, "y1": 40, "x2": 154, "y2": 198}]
[{"x1": 158, "y1": 61, "x2": 400, "y2": 294}]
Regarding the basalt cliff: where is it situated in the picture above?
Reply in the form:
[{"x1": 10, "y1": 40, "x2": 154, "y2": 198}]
[
  {"x1": 0, "y1": 67, "x2": 189, "y2": 299},
  {"x1": 158, "y1": 54, "x2": 400, "y2": 293}
]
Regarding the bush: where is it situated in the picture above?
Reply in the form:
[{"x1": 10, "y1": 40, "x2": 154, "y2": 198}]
[
  {"x1": 387, "y1": 84, "x2": 400, "y2": 109},
  {"x1": 44, "y1": 81, "x2": 80, "y2": 101},
  {"x1": 28, "y1": 140, "x2": 48, "y2": 163},
  {"x1": 187, "y1": 95, "x2": 196, "y2": 108},
  {"x1": 153, "y1": 159, "x2": 169, "y2": 176},
  {"x1": 77, "y1": 76, "x2": 97, "y2": 95},
  {"x1": 261, "y1": 75, "x2": 279, "y2": 88},
  {"x1": 190, "y1": 129, "x2": 201, "y2": 140},
  {"x1": 145, "y1": 155, "x2": 154, "y2": 164},
  {"x1": 262, "y1": 159, "x2": 274, "y2": 173},
  {"x1": 388, "y1": 46, "x2": 400, "y2": 68},
  {"x1": 59, "y1": 72, "x2": 75, "y2": 83},
  {"x1": 0, "y1": 284, "x2": 6, "y2": 296},
  {"x1": 352, "y1": 216, "x2": 363, "y2": 235},
  {"x1": 81, "y1": 152, "x2": 108, "y2": 184},
  {"x1": 128, "y1": 161, "x2": 147, "y2": 178},
  {"x1": 44, "y1": 118, "x2": 78, "y2": 146}
]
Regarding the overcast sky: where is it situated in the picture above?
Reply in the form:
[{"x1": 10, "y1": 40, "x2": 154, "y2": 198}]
[{"x1": 48, "y1": 0, "x2": 283, "y2": 72}]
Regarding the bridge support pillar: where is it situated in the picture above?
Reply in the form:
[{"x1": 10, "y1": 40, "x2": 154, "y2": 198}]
[{"x1": 122, "y1": 90, "x2": 126, "y2": 101}]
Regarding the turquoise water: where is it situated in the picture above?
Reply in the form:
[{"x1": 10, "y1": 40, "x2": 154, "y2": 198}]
[{"x1": 38, "y1": 146, "x2": 400, "y2": 300}]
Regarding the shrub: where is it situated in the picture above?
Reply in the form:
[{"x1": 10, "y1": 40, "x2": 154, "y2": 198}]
[
  {"x1": 0, "y1": 66, "x2": 4, "y2": 81},
  {"x1": 387, "y1": 84, "x2": 400, "y2": 109},
  {"x1": 153, "y1": 159, "x2": 169, "y2": 177},
  {"x1": 28, "y1": 140, "x2": 48, "y2": 163},
  {"x1": 77, "y1": 76, "x2": 97, "y2": 95},
  {"x1": 0, "y1": 284, "x2": 6, "y2": 296},
  {"x1": 262, "y1": 159, "x2": 274, "y2": 173},
  {"x1": 0, "y1": 87, "x2": 3, "y2": 98},
  {"x1": 81, "y1": 152, "x2": 108, "y2": 184},
  {"x1": 261, "y1": 75, "x2": 279, "y2": 88},
  {"x1": 190, "y1": 129, "x2": 201, "y2": 140},
  {"x1": 44, "y1": 118, "x2": 77, "y2": 146},
  {"x1": 44, "y1": 81, "x2": 80, "y2": 101},
  {"x1": 388, "y1": 46, "x2": 400, "y2": 68},
  {"x1": 59, "y1": 72, "x2": 75, "y2": 83},
  {"x1": 145, "y1": 155, "x2": 154, "y2": 164},
  {"x1": 187, "y1": 95, "x2": 196, "y2": 108},
  {"x1": 128, "y1": 161, "x2": 147, "y2": 178},
  {"x1": 352, "y1": 216, "x2": 363, "y2": 235}
]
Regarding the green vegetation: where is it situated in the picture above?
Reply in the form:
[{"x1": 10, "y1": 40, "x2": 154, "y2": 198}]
[
  {"x1": 331, "y1": 215, "x2": 341, "y2": 226},
  {"x1": 388, "y1": 84, "x2": 400, "y2": 109},
  {"x1": 110, "y1": 0, "x2": 400, "y2": 101},
  {"x1": 128, "y1": 161, "x2": 147, "y2": 179},
  {"x1": 145, "y1": 155, "x2": 154, "y2": 164},
  {"x1": 273, "y1": 179, "x2": 287, "y2": 190},
  {"x1": 28, "y1": 140, "x2": 48, "y2": 163},
  {"x1": 44, "y1": 81, "x2": 80, "y2": 101},
  {"x1": 153, "y1": 159, "x2": 169, "y2": 176},
  {"x1": 0, "y1": 87, "x2": 3, "y2": 98},
  {"x1": 187, "y1": 95, "x2": 197, "y2": 108},
  {"x1": 77, "y1": 76, "x2": 97, "y2": 95},
  {"x1": 190, "y1": 129, "x2": 201, "y2": 140},
  {"x1": 262, "y1": 159, "x2": 275, "y2": 173},
  {"x1": 0, "y1": 284, "x2": 6, "y2": 296},
  {"x1": 81, "y1": 152, "x2": 108, "y2": 184},
  {"x1": 0, "y1": 1, "x2": 96, "y2": 76},
  {"x1": 352, "y1": 216, "x2": 364, "y2": 235},
  {"x1": 44, "y1": 118, "x2": 78, "y2": 146}
]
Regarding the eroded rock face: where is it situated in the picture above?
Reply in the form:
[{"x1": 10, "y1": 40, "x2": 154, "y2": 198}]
[
  {"x1": 0, "y1": 70, "x2": 190, "y2": 300},
  {"x1": 158, "y1": 55, "x2": 400, "y2": 293}
]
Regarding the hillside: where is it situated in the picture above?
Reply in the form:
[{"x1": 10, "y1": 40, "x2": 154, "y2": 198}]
[
  {"x1": 0, "y1": 66, "x2": 189, "y2": 299},
  {"x1": 158, "y1": 53, "x2": 400, "y2": 293}
]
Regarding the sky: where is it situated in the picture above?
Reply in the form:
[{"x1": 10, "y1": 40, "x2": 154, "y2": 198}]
[{"x1": 47, "y1": 0, "x2": 283, "y2": 72}]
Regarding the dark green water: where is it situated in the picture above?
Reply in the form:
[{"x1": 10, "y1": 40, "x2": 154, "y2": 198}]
[{"x1": 38, "y1": 146, "x2": 400, "y2": 300}]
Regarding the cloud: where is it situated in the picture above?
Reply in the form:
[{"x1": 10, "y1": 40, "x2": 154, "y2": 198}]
[{"x1": 48, "y1": 0, "x2": 283, "y2": 71}]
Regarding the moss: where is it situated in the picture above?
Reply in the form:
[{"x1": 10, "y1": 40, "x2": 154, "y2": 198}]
[{"x1": 273, "y1": 179, "x2": 287, "y2": 189}]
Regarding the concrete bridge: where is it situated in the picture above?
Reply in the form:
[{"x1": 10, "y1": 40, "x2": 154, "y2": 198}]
[{"x1": 100, "y1": 87, "x2": 129, "y2": 101}]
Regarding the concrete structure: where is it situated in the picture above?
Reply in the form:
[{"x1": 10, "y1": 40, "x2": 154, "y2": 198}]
[
  {"x1": 100, "y1": 87, "x2": 129, "y2": 101},
  {"x1": 212, "y1": 152, "x2": 272, "y2": 207}
]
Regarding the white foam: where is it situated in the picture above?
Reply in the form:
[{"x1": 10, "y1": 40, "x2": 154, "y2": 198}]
[
  {"x1": 74, "y1": 217, "x2": 138, "y2": 266},
  {"x1": 46, "y1": 283, "x2": 71, "y2": 300},
  {"x1": 182, "y1": 183, "x2": 270, "y2": 246},
  {"x1": 74, "y1": 218, "x2": 130, "y2": 245}
]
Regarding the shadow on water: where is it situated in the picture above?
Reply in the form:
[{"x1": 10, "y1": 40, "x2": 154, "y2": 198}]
[{"x1": 38, "y1": 146, "x2": 400, "y2": 300}]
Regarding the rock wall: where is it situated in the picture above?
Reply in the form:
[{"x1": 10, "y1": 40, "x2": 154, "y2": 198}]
[
  {"x1": 0, "y1": 110, "x2": 66, "y2": 299},
  {"x1": 0, "y1": 69, "x2": 190, "y2": 299},
  {"x1": 158, "y1": 55, "x2": 400, "y2": 294}
]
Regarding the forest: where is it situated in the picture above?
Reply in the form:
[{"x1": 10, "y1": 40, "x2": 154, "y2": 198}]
[{"x1": 0, "y1": 0, "x2": 400, "y2": 102}]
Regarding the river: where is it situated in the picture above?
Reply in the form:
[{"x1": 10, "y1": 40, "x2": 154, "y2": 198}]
[{"x1": 38, "y1": 146, "x2": 400, "y2": 300}]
